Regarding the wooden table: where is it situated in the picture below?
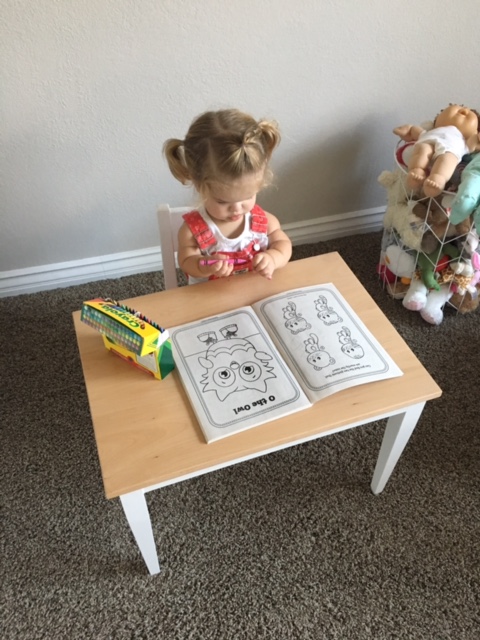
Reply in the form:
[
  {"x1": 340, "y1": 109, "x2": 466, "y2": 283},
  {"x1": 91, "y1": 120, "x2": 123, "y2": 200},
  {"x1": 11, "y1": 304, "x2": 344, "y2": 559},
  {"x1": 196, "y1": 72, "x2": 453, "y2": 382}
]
[{"x1": 72, "y1": 253, "x2": 441, "y2": 575}]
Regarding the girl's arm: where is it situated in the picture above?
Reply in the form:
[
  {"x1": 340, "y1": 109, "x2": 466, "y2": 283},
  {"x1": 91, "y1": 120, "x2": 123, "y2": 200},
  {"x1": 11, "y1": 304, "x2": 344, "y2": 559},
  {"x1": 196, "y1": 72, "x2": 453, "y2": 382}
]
[
  {"x1": 177, "y1": 223, "x2": 234, "y2": 280},
  {"x1": 252, "y1": 212, "x2": 292, "y2": 279}
]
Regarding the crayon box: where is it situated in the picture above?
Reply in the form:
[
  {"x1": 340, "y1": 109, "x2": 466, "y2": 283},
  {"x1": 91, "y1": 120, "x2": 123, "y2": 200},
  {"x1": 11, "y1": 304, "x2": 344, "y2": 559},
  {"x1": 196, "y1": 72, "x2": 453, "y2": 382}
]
[{"x1": 81, "y1": 298, "x2": 175, "y2": 380}]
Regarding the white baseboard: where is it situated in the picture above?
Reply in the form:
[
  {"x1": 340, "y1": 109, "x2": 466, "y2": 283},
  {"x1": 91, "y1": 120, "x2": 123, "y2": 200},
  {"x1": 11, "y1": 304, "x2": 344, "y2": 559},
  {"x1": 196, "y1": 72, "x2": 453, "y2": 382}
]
[
  {"x1": 283, "y1": 206, "x2": 385, "y2": 245},
  {"x1": 0, "y1": 207, "x2": 385, "y2": 297}
]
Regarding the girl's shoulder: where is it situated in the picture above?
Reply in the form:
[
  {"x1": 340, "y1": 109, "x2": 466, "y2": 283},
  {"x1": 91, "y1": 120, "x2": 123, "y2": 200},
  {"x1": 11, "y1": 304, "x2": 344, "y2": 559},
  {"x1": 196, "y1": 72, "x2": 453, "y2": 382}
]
[
  {"x1": 262, "y1": 209, "x2": 281, "y2": 231},
  {"x1": 249, "y1": 206, "x2": 282, "y2": 237}
]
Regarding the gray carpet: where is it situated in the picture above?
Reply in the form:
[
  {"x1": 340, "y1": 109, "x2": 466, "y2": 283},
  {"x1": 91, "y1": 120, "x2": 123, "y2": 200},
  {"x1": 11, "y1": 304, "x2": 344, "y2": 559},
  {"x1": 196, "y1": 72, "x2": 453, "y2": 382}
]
[{"x1": 2, "y1": 231, "x2": 479, "y2": 640}]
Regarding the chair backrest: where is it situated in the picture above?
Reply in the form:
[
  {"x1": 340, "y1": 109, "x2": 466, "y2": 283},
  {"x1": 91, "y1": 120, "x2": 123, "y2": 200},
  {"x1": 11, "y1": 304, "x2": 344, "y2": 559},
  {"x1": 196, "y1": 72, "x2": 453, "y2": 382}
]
[{"x1": 157, "y1": 204, "x2": 193, "y2": 289}]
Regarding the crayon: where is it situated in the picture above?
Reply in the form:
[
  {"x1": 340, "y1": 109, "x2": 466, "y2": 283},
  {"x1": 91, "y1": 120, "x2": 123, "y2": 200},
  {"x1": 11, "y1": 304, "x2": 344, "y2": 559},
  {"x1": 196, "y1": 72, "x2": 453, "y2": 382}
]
[{"x1": 199, "y1": 258, "x2": 248, "y2": 266}]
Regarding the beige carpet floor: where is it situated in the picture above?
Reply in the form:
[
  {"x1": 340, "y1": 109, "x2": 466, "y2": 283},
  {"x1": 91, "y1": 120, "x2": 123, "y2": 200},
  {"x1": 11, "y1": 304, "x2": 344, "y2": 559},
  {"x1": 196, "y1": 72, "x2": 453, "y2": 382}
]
[{"x1": 2, "y1": 231, "x2": 479, "y2": 639}]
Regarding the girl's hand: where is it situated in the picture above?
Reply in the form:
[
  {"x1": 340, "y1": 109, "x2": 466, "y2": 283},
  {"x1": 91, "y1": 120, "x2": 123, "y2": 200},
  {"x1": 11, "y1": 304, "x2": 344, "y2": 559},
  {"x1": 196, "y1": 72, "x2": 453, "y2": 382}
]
[
  {"x1": 252, "y1": 251, "x2": 276, "y2": 280},
  {"x1": 199, "y1": 253, "x2": 234, "y2": 279}
]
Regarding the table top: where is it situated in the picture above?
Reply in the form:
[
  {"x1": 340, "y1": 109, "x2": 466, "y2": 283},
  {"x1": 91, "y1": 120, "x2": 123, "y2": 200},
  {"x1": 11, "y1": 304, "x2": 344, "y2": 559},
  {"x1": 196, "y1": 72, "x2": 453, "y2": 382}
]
[{"x1": 72, "y1": 253, "x2": 442, "y2": 499}]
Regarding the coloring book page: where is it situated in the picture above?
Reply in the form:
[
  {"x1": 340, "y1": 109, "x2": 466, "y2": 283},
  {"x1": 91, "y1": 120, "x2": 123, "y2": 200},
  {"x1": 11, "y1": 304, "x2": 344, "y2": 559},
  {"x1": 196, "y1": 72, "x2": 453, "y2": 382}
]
[
  {"x1": 252, "y1": 283, "x2": 403, "y2": 403},
  {"x1": 170, "y1": 307, "x2": 311, "y2": 443}
]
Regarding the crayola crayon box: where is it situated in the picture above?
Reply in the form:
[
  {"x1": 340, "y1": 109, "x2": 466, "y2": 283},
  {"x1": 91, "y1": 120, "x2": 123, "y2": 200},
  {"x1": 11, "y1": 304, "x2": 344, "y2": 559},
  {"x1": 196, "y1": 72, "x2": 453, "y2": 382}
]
[
  {"x1": 81, "y1": 298, "x2": 175, "y2": 380},
  {"x1": 101, "y1": 331, "x2": 174, "y2": 380}
]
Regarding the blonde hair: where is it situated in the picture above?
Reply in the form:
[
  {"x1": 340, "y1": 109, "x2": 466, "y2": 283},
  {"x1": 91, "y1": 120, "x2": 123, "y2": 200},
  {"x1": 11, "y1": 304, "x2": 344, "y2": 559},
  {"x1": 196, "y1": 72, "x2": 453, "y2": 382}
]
[{"x1": 163, "y1": 109, "x2": 281, "y2": 195}]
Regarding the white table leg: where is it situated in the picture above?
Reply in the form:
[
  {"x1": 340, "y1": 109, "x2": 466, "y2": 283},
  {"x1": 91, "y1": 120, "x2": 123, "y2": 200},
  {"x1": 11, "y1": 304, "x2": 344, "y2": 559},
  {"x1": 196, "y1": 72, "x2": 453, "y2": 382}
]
[
  {"x1": 371, "y1": 402, "x2": 426, "y2": 495},
  {"x1": 120, "y1": 490, "x2": 160, "y2": 575}
]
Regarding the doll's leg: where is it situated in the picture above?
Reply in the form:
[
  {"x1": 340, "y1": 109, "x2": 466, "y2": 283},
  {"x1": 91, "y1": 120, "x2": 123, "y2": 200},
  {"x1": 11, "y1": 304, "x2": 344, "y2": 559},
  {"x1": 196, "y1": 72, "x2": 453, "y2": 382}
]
[
  {"x1": 420, "y1": 284, "x2": 452, "y2": 325},
  {"x1": 406, "y1": 142, "x2": 433, "y2": 190},
  {"x1": 424, "y1": 152, "x2": 459, "y2": 197},
  {"x1": 403, "y1": 279, "x2": 428, "y2": 311}
]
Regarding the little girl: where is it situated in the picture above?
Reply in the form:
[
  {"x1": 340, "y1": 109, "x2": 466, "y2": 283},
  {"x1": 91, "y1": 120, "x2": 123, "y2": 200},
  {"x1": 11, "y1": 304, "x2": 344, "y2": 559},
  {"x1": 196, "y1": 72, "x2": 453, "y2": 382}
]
[{"x1": 163, "y1": 108, "x2": 292, "y2": 284}]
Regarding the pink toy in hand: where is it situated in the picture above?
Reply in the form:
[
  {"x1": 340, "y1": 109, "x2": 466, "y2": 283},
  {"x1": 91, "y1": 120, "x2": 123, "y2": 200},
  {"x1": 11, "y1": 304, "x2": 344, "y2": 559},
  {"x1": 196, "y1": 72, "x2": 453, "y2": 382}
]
[{"x1": 394, "y1": 104, "x2": 480, "y2": 197}]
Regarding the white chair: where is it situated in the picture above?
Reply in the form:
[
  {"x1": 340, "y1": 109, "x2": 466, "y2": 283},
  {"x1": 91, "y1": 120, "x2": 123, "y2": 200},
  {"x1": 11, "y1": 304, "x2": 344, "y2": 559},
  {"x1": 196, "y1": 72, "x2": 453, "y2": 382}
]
[{"x1": 157, "y1": 204, "x2": 193, "y2": 289}]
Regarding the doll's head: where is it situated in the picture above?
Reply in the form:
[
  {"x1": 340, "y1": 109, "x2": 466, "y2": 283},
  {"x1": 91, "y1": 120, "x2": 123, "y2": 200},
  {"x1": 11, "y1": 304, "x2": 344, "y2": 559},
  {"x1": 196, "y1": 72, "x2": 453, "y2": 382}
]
[{"x1": 435, "y1": 105, "x2": 480, "y2": 139}]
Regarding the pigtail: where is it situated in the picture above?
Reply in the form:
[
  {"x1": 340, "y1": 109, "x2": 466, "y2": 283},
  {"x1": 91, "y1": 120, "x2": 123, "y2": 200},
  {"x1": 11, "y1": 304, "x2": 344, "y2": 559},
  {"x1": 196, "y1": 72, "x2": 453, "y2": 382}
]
[
  {"x1": 163, "y1": 138, "x2": 191, "y2": 185},
  {"x1": 227, "y1": 119, "x2": 281, "y2": 177},
  {"x1": 257, "y1": 119, "x2": 281, "y2": 158}
]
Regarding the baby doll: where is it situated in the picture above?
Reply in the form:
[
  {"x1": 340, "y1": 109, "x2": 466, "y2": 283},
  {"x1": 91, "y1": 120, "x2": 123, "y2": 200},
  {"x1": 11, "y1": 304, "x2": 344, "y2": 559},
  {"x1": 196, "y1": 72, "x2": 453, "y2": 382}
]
[
  {"x1": 394, "y1": 104, "x2": 480, "y2": 197},
  {"x1": 449, "y1": 152, "x2": 480, "y2": 228}
]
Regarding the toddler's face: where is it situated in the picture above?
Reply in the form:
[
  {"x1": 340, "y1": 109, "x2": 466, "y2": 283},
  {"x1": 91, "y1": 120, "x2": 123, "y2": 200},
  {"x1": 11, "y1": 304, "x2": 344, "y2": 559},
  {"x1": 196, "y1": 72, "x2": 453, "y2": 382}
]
[{"x1": 203, "y1": 171, "x2": 265, "y2": 223}]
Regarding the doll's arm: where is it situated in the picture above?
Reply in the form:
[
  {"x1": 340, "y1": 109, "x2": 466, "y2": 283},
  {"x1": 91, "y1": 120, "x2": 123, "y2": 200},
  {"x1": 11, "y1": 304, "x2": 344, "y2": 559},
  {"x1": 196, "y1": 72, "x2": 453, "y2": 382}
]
[{"x1": 393, "y1": 124, "x2": 425, "y2": 142}]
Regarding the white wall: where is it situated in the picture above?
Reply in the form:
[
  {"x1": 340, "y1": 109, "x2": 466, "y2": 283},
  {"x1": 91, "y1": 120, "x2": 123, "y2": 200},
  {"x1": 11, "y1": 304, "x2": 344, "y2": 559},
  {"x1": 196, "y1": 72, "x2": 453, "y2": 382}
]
[{"x1": 2, "y1": 0, "x2": 479, "y2": 272}]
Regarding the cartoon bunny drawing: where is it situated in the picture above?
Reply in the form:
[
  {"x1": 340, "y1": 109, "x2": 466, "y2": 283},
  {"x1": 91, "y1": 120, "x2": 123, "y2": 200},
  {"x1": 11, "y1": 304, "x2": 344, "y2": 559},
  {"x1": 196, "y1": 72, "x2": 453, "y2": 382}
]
[
  {"x1": 314, "y1": 296, "x2": 343, "y2": 325},
  {"x1": 282, "y1": 301, "x2": 311, "y2": 334},
  {"x1": 337, "y1": 326, "x2": 365, "y2": 360},
  {"x1": 304, "y1": 333, "x2": 335, "y2": 370}
]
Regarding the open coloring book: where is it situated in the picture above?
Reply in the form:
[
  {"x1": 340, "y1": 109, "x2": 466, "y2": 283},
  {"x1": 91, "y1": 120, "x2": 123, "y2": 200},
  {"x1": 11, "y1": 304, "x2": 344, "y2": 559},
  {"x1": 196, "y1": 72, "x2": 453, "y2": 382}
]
[{"x1": 169, "y1": 283, "x2": 403, "y2": 443}]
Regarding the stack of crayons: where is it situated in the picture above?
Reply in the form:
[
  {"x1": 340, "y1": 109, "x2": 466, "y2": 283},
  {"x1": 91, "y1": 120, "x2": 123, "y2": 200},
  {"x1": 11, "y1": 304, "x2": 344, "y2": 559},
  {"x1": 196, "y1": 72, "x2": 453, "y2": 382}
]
[
  {"x1": 119, "y1": 302, "x2": 165, "y2": 332},
  {"x1": 81, "y1": 298, "x2": 163, "y2": 356}
]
